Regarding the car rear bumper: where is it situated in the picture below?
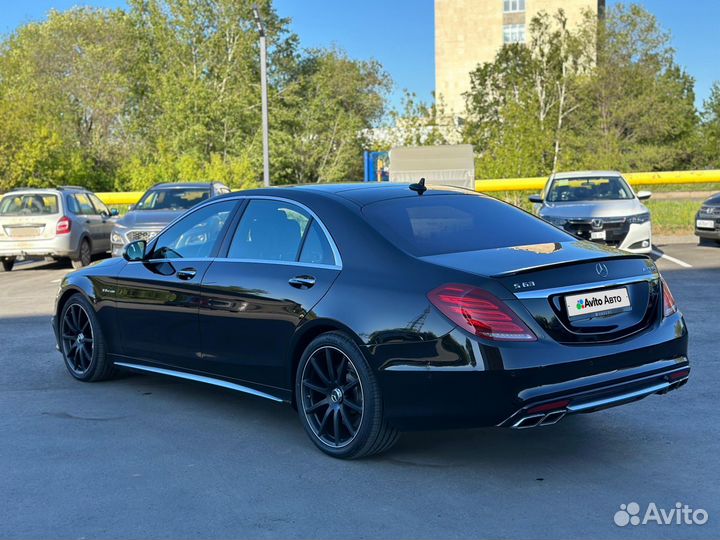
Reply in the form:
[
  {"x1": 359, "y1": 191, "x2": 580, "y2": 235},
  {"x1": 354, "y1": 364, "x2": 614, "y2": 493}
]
[
  {"x1": 0, "y1": 236, "x2": 75, "y2": 258},
  {"x1": 372, "y1": 313, "x2": 689, "y2": 430}
]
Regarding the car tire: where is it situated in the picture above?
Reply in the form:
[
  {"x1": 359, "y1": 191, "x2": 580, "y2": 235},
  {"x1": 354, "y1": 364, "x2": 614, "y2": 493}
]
[
  {"x1": 295, "y1": 331, "x2": 399, "y2": 459},
  {"x1": 2, "y1": 257, "x2": 15, "y2": 272},
  {"x1": 72, "y1": 239, "x2": 92, "y2": 269},
  {"x1": 59, "y1": 293, "x2": 115, "y2": 382}
]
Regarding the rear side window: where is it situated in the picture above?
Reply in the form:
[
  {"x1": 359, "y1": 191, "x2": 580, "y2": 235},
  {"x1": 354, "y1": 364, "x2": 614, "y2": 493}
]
[
  {"x1": 299, "y1": 221, "x2": 335, "y2": 266},
  {"x1": 228, "y1": 200, "x2": 311, "y2": 262},
  {"x1": 73, "y1": 194, "x2": 97, "y2": 215},
  {"x1": 0, "y1": 194, "x2": 59, "y2": 215},
  {"x1": 363, "y1": 194, "x2": 571, "y2": 256}
]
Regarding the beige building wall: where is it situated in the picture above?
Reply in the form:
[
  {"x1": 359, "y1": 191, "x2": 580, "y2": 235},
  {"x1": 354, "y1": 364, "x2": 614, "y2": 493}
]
[{"x1": 435, "y1": 0, "x2": 602, "y2": 117}]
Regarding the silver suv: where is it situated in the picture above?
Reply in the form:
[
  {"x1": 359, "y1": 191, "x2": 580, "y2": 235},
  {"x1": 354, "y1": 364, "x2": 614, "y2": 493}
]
[
  {"x1": 110, "y1": 182, "x2": 230, "y2": 256},
  {"x1": 0, "y1": 186, "x2": 115, "y2": 271}
]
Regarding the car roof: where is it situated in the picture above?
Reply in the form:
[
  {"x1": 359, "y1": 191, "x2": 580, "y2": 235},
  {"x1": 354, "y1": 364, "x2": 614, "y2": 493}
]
[
  {"x1": 219, "y1": 182, "x2": 480, "y2": 207},
  {"x1": 551, "y1": 170, "x2": 623, "y2": 180},
  {"x1": 4, "y1": 187, "x2": 87, "y2": 195},
  {"x1": 150, "y1": 182, "x2": 221, "y2": 189}
]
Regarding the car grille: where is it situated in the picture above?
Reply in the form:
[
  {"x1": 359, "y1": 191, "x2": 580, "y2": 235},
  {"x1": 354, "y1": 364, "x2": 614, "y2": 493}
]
[
  {"x1": 561, "y1": 217, "x2": 630, "y2": 248},
  {"x1": 126, "y1": 230, "x2": 160, "y2": 243}
]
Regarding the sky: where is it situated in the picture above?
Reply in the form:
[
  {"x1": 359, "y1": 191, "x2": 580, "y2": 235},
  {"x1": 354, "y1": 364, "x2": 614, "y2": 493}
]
[{"x1": 1, "y1": 0, "x2": 718, "y2": 110}]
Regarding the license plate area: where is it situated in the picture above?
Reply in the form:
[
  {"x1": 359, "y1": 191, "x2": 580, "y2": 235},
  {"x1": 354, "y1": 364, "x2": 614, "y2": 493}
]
[
  {"x1": 590, "y1": 230, "x2": 606, "y2": 240},
  {"x1": 696, "y1": 219, "x2": 715, "y2": 229},
  {"x1": 564, "y1": 287, "x2": 631, "y2": 320}
]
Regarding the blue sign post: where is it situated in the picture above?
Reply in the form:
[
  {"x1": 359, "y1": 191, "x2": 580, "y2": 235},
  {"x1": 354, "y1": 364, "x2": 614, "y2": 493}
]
[{"x1": 363, "y1": 151, "x2": 389, "y2": 182}]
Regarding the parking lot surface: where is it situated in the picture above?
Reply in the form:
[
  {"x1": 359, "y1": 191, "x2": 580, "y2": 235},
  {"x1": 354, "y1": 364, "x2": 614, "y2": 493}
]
[{"x1": 1, "y1": 244, "x2": 719, "y2": 539}]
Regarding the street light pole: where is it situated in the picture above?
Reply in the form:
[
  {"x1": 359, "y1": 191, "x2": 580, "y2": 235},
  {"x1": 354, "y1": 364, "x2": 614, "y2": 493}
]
[{"x1": 253, "y1": 4, "x2": 270, "y2": 187}]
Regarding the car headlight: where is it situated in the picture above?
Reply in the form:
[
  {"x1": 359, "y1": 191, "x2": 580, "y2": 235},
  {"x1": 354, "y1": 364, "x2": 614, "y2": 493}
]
[
  {"x1": 627, "y1": 212, "x2": 650, "y2": 224},
  {"x1": 111, "y1": 229, "x2": 125, "y2": 244},
  {"x1": 541, "y1": 215, "x2": 567, "y2": 227}
]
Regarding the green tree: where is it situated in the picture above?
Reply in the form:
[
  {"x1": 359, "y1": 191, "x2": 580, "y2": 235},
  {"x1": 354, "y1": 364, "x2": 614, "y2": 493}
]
[
  {"x1": 698, "y1": 82, "x2": 720, "y2": 167},
  {"x1": 0, "y1": 8, "x2": 140, "y2": 191},
  {"x1": 564, "y1": 4, "x2": 698, "y2": 171},
  {"x1": 463, "y1": 10, "x2": 592, "y2": 178},
  {"x1": 271, "y1": 48, "x2": 390, "y2": 183}
]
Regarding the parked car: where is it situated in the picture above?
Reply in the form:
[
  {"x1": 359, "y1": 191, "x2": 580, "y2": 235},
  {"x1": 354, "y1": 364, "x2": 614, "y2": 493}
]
[
  {"x1": 110, "y1": 182, "x2": 231, "y2": 257},
  {"x1": 694, "y1": 193, "x2": 720, "y2": 245},
  {"x1": 0, "y1": 186, "x2": 115, "y2": 271},
  {"x1": 52, "y1": 183, "x2": 688, "y2": 459},
  {"x1": 529, "y1": 171, "x2": 653, "y2": 254}
]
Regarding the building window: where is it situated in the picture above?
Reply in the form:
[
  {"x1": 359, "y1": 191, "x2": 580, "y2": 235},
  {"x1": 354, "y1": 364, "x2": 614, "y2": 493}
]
[
  {"x1": 503, "y1": 0, "x2": 525, "y2": 13},
  {"x1": 503, "y1": 23, "x2": 526, "y2": 44}
]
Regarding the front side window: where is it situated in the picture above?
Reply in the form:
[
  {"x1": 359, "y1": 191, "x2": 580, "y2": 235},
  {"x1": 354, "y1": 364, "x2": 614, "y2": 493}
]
[
  {"x1": 228, "y1": 200, "x2": 311, "y2": 262},
  {"x1": 363, "y1": 194, "x2": 571, "y2": 257},
  {"x1": 135, "y1": 188, "x2": 210, "y2": 211},
  {"x1": 0, "y1": 193, "x2": 59, "y2": 215},
  {"x1": 151, "y1": 200, "x2": 235, "y2": 260},
  {"x1": 503, "y1": 23, "x2": 525, "y2": 44},
  {"x1": 546, "y1": 176, "x2": 635, "y2": 203}
]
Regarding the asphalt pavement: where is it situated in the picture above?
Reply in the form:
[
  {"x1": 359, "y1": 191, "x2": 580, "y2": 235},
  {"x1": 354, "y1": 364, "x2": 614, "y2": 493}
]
[{"x1": 1, "y1": 243, "x2": 719, "y2": 539}]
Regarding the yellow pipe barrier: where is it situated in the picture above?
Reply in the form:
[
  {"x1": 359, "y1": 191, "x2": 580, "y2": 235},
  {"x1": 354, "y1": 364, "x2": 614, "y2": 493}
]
[
  {"x1": 95, "y1": 191, "x2": 144, "y2": 205},
  {"x1": 94, "y1": 169, "x2": 720, "y2": 204},
  {"x1": 475, "y1": 169, "x2": 720, "y2": 192}
]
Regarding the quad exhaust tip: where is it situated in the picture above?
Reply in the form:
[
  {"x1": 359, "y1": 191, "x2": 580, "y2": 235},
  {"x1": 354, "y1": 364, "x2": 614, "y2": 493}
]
[{"x1": 512, "y1": 409, "x2": 567, "y2": 429}]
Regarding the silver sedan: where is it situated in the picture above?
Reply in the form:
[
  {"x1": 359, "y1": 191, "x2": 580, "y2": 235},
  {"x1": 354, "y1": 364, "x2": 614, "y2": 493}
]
[{"x1": 530, "y1": 171, "x2": 652, "y2": 254}]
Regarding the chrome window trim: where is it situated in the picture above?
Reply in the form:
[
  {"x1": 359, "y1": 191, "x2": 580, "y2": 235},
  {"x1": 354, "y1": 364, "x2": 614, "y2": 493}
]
[
  {"x1": 114, "y1": 362, "x2": 283, "y2": 402},
  {"x1": 218, "y1": 195, "x2": 343, "y2": 269},
  {"x1": 514, "y1": 274, "x2": 657, "y2": 299},
  {"x1": 215, "y1": 258, "x2": 340, "y2": 271},
  {"x1": 135, "y1": 256, "x2": 340, "y2": 271},
  {"x1": 135, "y1": 195, "x2": 342, "y2": 270}
]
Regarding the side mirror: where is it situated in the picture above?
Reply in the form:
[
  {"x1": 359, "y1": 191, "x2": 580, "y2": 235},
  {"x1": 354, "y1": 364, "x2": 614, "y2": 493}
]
[
  {"x1": 529, "y1": 194, "x2": 543, "y2": 203},
  {"x1": 110, "y1": 208, "x2": 119, "y2": 216},
  {"x1": 123, "y1": 240, "x2": 147, "y2": 262},
  {"x1": 637, "y1": 190, "x2": 652, "y2": 201}
]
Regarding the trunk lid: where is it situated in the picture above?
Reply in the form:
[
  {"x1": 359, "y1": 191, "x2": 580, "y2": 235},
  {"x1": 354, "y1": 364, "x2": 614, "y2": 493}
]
[{"x1": 421, "y1": 240, "x2": 660, "y2": 343}]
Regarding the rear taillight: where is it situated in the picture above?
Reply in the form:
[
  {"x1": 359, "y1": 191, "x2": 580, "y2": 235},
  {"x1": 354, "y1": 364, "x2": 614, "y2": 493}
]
[
  {"x1": 428, "y1": 284, "x2": 537, "y2": 341},
  {"x1": 56, "y1": 216, "x2": 71, "y2": 235},
  {"x1": 661, "y1": 278, "x2": 677, "y2": 317}
]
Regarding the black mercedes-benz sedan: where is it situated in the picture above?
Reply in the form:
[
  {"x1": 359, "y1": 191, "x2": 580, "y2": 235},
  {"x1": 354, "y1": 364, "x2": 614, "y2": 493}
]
[{"x1": 52, "y1": 183, "x2": 689, "y2": 458}]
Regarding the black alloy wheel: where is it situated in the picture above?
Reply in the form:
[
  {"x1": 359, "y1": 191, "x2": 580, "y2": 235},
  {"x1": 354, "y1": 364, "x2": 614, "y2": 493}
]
[
  {"x1": 61, "y1": 303, "x2": 95, "y2": 376},
  {"x1": 296, "y1": 332, "x2": 399, "y2": 459},
  {"x1": 59, "y1": 294, "x2": 114, "y2": 382},
  {"x1": 301, "y1": 345, "x2": 364, "y2": 448}
]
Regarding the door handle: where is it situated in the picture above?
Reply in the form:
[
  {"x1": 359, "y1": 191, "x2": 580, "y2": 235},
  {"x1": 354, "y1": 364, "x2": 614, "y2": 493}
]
[
  {"x1": 177, "y1": 268, "x2": 197, "y2": 280},
  {"x1": 288, "y1": 275, "x2": 316, "y2": 289}
]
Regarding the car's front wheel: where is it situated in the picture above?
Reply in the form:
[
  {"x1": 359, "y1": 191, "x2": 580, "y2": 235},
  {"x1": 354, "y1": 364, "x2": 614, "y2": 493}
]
[
  {"x1": 59, "y1": 293, "x2": 114, "y2": 382},
  {"x1": 295, "y1": 331, "x2": 399, "y2": 459},
  {"x1": 1, "y1": 257, "x2": 15, "y2": 272}
]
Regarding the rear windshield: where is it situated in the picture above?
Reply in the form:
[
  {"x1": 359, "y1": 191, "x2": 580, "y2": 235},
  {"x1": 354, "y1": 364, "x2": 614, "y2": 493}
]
[
  {"x1": 363, "y1": 194, "x2": 571, "y2": 256},
  {"x1": 0, "y1": 193, "x2": 59, "y2": 216},
  {"x1": 135, "y1": 188, "x2": 210, "y2": 211}
]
